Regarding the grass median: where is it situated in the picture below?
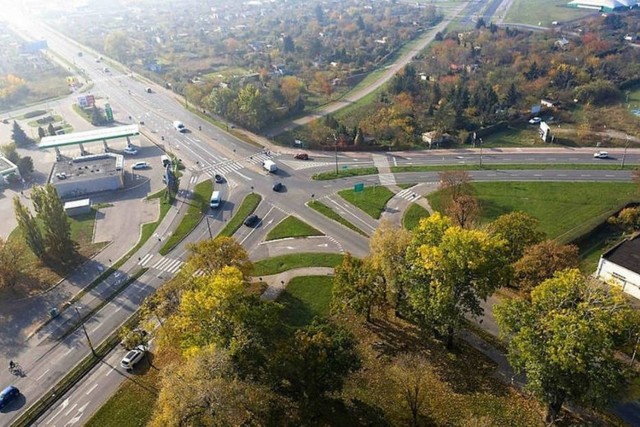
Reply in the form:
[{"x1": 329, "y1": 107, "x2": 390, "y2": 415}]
[
  {"x1": 338, "y1": 185, "x2": 395, "y2": 219},
  {"x1": 390, "y1": 163, "x2": 640, "y2": 173},
  {"x1": 312, "y1": 167, "x2": 378, "y2": 180},
  {"x1": 159, "y1": 180, "x2": 213, "y2": 255},
  {"x1": 251, "y1": 253, "x2": 345, "y2": 276},
  {"x1": 308, "y1": 200, "x2": 368, "y2": 236},
  {"x1": 265, "y1": 216, "x2": 323, "y2": 241},
  {"x1": 218, "y1": 193, "x2": 262, "y2": 237}
]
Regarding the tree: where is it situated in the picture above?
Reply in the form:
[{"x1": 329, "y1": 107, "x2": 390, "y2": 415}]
[
  {"x1": 275, "y1": 321, "x2": 360, "y2": 407},
  {"x1": 332, "y1": 253, "x2": 380, "y2": 321},
  {"x1": 445, "y1": 193, "x2": 480, "y2": 229},
  {"x1": 513, "y1": 240, "x2": 579, "y2": 292},
  {"x1": 0, "y1": 143, "x2": 20, "y2": 164},
  {"x1": 17, "y1": 156, "x2": 34, "y2": 177},
  {"x1": 487, "y1": 211, "x2": 544, "y2": 264},
  {"x1": 37, "y1": 126, "x2": 45, "y2": 139},
  {"x1": 11, "y1": 121, "x2": 30, "y2": 147},
  {"x1": 90, "y1": 106, "x2": 105, "y2": 126},
  {"x1": 31, "y1": 184, "x2": 76, "y2": 262},
  {"x1": 13, "y1": 197, "x2": 45, "y2": 259},
  {"x1": 185, "y1": 236, "x2": 252, "y2": 278},
  {"x1": 0, "y1": 237, "x2": 26, "y2": 290},
  {"x1": 406, "y1": 213, "x2": 508, "y2": 348},
  {"x1": 495, "y1": 269, "x2": 638, "y2": 424},
  {"x1": 103, "y1": 31, "x2": 130, "y2": 61},
  {"x1": 390, "y1": 353, "x2": 435, "y2": 427},
  {"x1": 438, "y1": 170, "x2": 472, "y2": 201},
  {"x1": 609, "y1": 206, "x2": 640, "y2": 233},
  {"x1": 47, "y1": 122, "x2": 56, "y2": 136},
  {"x1": 280, "y1": 76, "x2": 304, "y2": 109}
]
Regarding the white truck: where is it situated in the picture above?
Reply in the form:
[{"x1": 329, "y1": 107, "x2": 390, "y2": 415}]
[{"x1": 263, "y1": 159, "x2": 277, "y2": 173}]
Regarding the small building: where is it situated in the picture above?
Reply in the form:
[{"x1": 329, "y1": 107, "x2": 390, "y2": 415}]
[
  {"x1": 555, "y1": 37, "x2": 570, "y2": 50},
  {"x1": 596, "y1": 234, "x2": 640, "y2": 299},
  {"x1": 541, "y1": 99, "x2": 557, "y2": 108},
  {"x1": 64, "y1": 198, "x2": 91, "y2": 216},
  {"x1": 567, "y1": 0, "x2": 639, "y2": 11},
  {"x1": 0, "y1": 156, "x2": 20, "y2": 186},
  {"x1": 421, "y1": 131, "x2": 453, "y2": 148},
  {"x1": 50, "y1": 153, "x2": 124, "y2": 199}
]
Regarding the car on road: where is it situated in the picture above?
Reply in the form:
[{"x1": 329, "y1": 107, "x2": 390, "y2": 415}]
[
  {"x1": 244, "y1": 214, "x2": 260, "y2": 227},
  {"x1": 0, "y1": 386, "x2": 19, "y2": 410},
  {"x1": 294, "y1": 153, "x2": 309, "y2": 160},
  {"x1": 528, "y1": 117, "x2": 542, "y2": 124},
  {"x1": 272, "y1": 182, "x2": 283, "y2": 192},
  {"x1": 123, "y1": 147, "x2": 138, "y2": 155},
  {"x1": 214, "y1": 174, "x2": 225, "y2": 184},
  {"x1": 594, "y1": 151, "x2": 609, "y2": 159},
  {"x1": 120, "y1": 345, "x2": 146, "y2": 371},
  {"x1": 145, "y1": 87, "x2": 152, "y2": 93},
  {"x1": 131, "y1": 161, "x2": 150, "y2": 170}
]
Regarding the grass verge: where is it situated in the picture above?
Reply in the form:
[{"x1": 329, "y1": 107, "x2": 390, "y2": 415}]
[
  {"x1": 403, "y1": 203, "x2": 430, "y2": 230},
  {"x1": 391, "y1": 163, "x2": 640, "y2": 173},
  {"x1": 308, "y1": 200, "x2": 368, "y2": 236},
  {"x1": 159, "y1": 180, "x2": 213, "y2": 255},
  {"x1": 251, "y1": 253, "x2": 344, "y2": 276},
  {"x1": 265, "y1": 216, "x2": 324, "y2": 241},
  {"x1": 279, "y1": 276, "x2": 334, "y2": 327},
  {"x1": 312, "y1": 167, "x2": 378, "y2": 180},
  {"x1": 218, "y1": 193, "x2": 262, "y2": 237},
  {"x1": 338, "y1": 185, "x2": 395, "y2": 219}
]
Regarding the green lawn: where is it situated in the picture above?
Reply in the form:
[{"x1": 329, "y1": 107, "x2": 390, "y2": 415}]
[
  {"x1": 265, "y1": 216, "x2": 323, "y2": 241},
  {"x1": 308, "y1": 200, "x2": 367, "y2": 236},
  {"x1": 391, "y1": 163, "x2": 640, "y2": 173},
  {"x1": 251, "y1": 253, "x2": 345, "y2": 276},
  {"x1": 338, "y1": 185, "x2": 395, "y2": 219},
  {"x1": 428, "y1": 182, "x2": 638, "y2": 242},
  {"x1": 504, "y1": 0, "x2": 594, "y2": 26},
  {"x1": 403, "y1": 203, "x2": 430, "y2": 230},
  {"x1": 160, "y1": 180, "x2": 212, "y2": 255},
  {"x1": 278, "y1": 276, "x2": 334, "y2": 327},
  {"x1": 312, "y1": 167, "x2": 378, "y2": 180},
  {"x1": 217, "y1": 193, "x2": 262, "y2": 237}
]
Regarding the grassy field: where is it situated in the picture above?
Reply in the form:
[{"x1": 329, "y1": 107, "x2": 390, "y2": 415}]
[
  {"x1": 403, "y1": 203, "x2": 430, "y2": 230},
  {"x1": 265, "y1": 216, "x2": 323, "y2": 241},
  {"x1": 308, "y1": 200, "x2": 368, "y2": 236},
  {"x1": 338, "y1": 185, "x2": 395, "y2": 219},
  {"x1": 278, "y1": 275, "x2": 334, "y2": 327},
  {"x1": 312, "y1": 167, "x2": 378, "y2": 180},
  {"x1": 218, "y1": 193, "x2": 262, "y2": 237},
  {"x1": 251, "y1": 253, "x2": 344, "y2": 276},
  {"x1": 159, "y1": 180, "x2": 213, "y2": 255},
  {"x1": 504, "y1": 0, "x2": 594, "y2": 26},
  {"x1": 428, "y1": 182, "x2": 638, "y2": 242}
]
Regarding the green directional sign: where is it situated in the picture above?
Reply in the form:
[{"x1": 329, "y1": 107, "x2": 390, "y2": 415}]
[
  {"x1": 105, "y1": 104, "x2": 114, "y2": 122},
  {"x1": 354, "y1": 183, "x2": 364, "y2": 192}
]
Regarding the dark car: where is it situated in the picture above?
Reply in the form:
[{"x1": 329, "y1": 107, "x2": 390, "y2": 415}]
[
  {"x1": 272, "y1": 182, "x2": 283, "y2": 192},
  {"x1": 214, "y1": 174, "x2": 225, "y2": 184},
  {"x1": 244, "y1": 214, "x2": 259, "y2": 227},
  {"x1": 294, "y1": 153, "x2": 309, "y2": 160},
  {"x1": 0, "y1": 386, "x2": 19, "y2": 410}
]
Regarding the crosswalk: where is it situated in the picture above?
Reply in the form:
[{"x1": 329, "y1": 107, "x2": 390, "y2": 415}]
[
  {"x1": 396, "y1": 188, "x2": 421, "y2": 201},
  {"x1": 201, "y1": 152, "x2": 282, "y2": 178},
  {"x1": 138, "y1": 254, "x2": 211, "y2": 276},
  {"x1": 378, "y1": 173, "x2": 396, "y2": 186}
]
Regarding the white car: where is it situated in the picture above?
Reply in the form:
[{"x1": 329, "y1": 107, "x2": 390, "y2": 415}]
[
  {"x1": 594, "y1": 151, "x2": 609, "y2": 159},
  {"x1": 123, "y1": 147, "x2": 138, "y2": 155},
  {"x1": 120, "y1": 345, "x2": 146, "y2": 370},
  {"x1": 132, "y1": 161, "x2": 150, "y2": 170},
  {"x1": 528, "y1": 117, "x2": 542, "y2": 124}
]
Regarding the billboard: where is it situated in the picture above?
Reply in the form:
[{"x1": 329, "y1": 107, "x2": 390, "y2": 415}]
[
  {"x1": 77, "y1": 95, "x2": 95, "y2": 108},
  {"x1": 539, "y1": 122, "x2": 551, "y2": 143}
]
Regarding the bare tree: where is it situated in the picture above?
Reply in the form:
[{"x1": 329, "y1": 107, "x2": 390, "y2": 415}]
[
  {"x1": 445, "y1": 193, "x2": 480, "y2": 229},
  {"x1": 438, "y1": 170, "x2": 472, "y2": 201}
]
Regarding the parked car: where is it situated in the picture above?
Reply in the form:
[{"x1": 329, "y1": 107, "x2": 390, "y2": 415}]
[
  {"x1": 528, "y1": 117, "x2": 542, "y2": 124},
  {"x1": 214, "y1": 174, "x2": 225, "y2": 184},
  {"x1": 132, "y1": 161, "x2": 150, "y2": 170},
  {"x1": 120, "y1": 345, "x2": 146, "y2": 371},
  {"x1": 594, "y1": 151, "x2": 609, "y2": 159},
  {"x1": 123, "y1": 147, "x2": 138, "y2": 155},
  {"x1": 294, "y1": 153, "x2": 309, "y2": 160},
  {"x1": 244, "y1": 214, "x2": 260, "y2": 227},
  {"x1": 272, "y1": 182, "x2": 283, "y2": 192},
  {"x1": 0, "y1": 386, "x2": 19, "y2": 410}
]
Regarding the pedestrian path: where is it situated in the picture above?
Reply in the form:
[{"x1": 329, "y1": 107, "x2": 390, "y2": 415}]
[
  {"x1": 201, "y1": 152, "x2": 282, "y2": 177},
  {"x1": 279, "y1": 160, "x2": 336, "y2": 171},
  {"x1": 372, "y1": 154, "x2": 396, "y2": 186},
  {"x1": 138, "y1": 254, "x2": 211, "y2": 277}
]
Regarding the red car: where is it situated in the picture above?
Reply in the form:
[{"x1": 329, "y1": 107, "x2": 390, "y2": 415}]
[{"x1": 294, "y1": 153, "x2": 309, "y2": 160}]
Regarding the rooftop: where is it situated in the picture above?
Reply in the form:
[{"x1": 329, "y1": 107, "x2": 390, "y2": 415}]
[
  {"x1": 603, "y1": 234, "x2": 640, "y2": 274},
  {"x1": 39, "y1": 125, "x2": 139, "y2": 149},
  {"x1": 0, "y1": 156, "x2": 18, "y2": 174},
  {"x1": 51, "y1": 153, "x2": 124, "y2": 184}
]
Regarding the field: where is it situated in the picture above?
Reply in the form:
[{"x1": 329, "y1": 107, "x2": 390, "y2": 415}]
[
  {"x1": 338, "y1": 185, "x2": 396, "y2": 219},
  {"x1": 265, "y1": 216, "x2": 323, "y2": 241},
  {"x1": 278, "y1": 275, "x2": 334, "y2": 327},
  {"x1": 504, "y1": 0, "x2": 594, "y2": 26}
]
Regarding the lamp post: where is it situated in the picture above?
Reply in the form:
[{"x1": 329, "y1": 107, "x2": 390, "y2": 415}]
[
  {"x1": 205, "y1": 215, "x2": 213, "y2": 239},
  {"x1": 479, "y1": 138, "x2": 484, "y2": 167},
  {"x1": 621, "y1": 135, "x2": 630, "y2": 170},
  {"x1": 74, "y1": 306, "x2": 97, "y2": 357},
  {"x1": 333, "y1": 133, "x2": 339, "y2": 175}
]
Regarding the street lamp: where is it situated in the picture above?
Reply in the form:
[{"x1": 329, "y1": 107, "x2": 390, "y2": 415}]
[
  {"x1": 333, "y1": 133, "x2": 339, "y2": 175},
  {"x1": 74, "y1": 306, "x2": 97, "y2": 357},
  {"x1": 205, "y1": 215, "x2": 213, "y2": 239},
  {"x1": 479, "y1": 138, "x2": 484, "y2": 167},
  {"x1": 621, "y1": 136, "x2": 630, "y2": 170}
]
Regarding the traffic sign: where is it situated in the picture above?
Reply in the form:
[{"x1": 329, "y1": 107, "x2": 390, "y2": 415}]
[{"x1": 354, "y1": 183, "x2": 364, "y2": 192}]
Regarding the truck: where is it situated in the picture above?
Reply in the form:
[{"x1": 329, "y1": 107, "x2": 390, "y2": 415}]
[{"x1": 263, "y1": 159, "x2": 277, "y2": 173}]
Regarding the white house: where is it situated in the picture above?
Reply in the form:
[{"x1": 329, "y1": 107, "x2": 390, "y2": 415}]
[{"x1": 596, "y1": 234, "x2": 640, "y2": 299}]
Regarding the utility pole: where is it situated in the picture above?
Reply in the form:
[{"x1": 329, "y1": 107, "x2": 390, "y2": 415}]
[
  {"x1": 479, "y1": 138, "x2": 484, "y2": 167},
  {"x1": 206, "y1": 215, "x2": 213, "y2": 239},
  {"x1": 621, "y1": 136, "x2": 630, "y2": 170},
  {"x1": 74, "y1": 306, "x2": 97, "y2": 357},
  {"x1": 333, "y1": 133, "x2": 339, "y2": 174}
]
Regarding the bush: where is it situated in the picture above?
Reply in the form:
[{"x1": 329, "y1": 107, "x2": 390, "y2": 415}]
[{"x1": 23, "y1": 110, "x2": 47, "y2": 119}]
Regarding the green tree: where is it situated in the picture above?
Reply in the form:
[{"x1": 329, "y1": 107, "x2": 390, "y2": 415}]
[
  {"x1": 0, "y1": 237, "x2": 26, "y2": 289},
  {"x1": 185, "y1": 236, "x2": 252, "y2": 278},
  {"x1": 13, "y1": 197, "x2": 45, "y2": 259},
  {"x1": 406, "y1": 213, "x2": 508, "y2": 348},
  {"x1": 47, "y1": 122, "x2": 56, "y2": 136},
  {"x1": 37, "y1": 126, "x2": 45, "y2": 139},
  {"x1": 513, "y1": 240, "x2": 579, "y2": 292},
  {"x1": 90, "y1": 106, "x2": 105, "y2": 126},
  {"x1": 11, "y1": 120, "x2": 30, "y2": 147},
  {"x1": 1, "y1": 143, "x2": 20, "y2": 164},
  {"x1": 608, "y1": 206, "x2": 640, "y2": 233},
  {"x1": 103, "y1": 31, "x2": 130, "y2": 61},
  {"x1": 31, "y1": 184, "x2": 76, "y2": 262},
  {"x1": 332, "y1": 253, "x2": 380, "y2": 321},
  {"x1": 17, "y1": 156, "x2": 34, "y2": 177},
  {"x1": 495, "y1": 269, "x2": 638, "y2": 423},
  {"x1": 487, "y1": 211, "x2": 544, "y2": 264}
]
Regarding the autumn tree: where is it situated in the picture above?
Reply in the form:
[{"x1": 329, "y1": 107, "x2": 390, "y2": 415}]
[
  {"x1": 487, "y1": 211, "x2": 544, "y2": 264},
  {"x1": 438, "y1": 170, "x2": 479, "y2": 228},
  {"x1": 13, "y1": 197, "x2": 45, "y2": 259},
  {"x1": 608, "y1": 206, "x2": 640, "y2": 233},
  {"x1": 513, "y1": 240, "x2": 579, "y2": 292},
  {"x1": 31, "y1": 184, "x2": 76, "y2": 262},
  {"x1": 0, "y1": 237, "x2": 26, "y2": 290},
  {"x1": 406, "y1": 213, "x2": 508, "y2": 348},
  {"x1": 495, "y1": 269, "x2": 638, "y2": 424},
  {"x1": 185, "y1": 236, "x2": 252, "y2": 278},
  {"x1": 390, "y1": 353, "x2": 435, "y2": 427},
  {"x1": 445, "y1": 193, "x2": 480, "y2": 229},
  {"x1": 332, "y1": 253, "x2": 380, "y2": 321}
]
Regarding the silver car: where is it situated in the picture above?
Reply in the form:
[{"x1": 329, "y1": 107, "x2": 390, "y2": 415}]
[{"x1": 120, "y1": 345, "x2": 146, "y2": 370}]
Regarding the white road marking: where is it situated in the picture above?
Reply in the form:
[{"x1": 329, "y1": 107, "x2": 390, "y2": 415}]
[
  {"x1": 90, "y1": 323, "x2": 102, "y2": 333},
  {"x1": 105, "y1": 368, "x2": 114, "y2": 377},
  {"x1": 234, "y1": 171, "x2": 252, "y2": 181},
  {"x1": 35, "y1": 368, "x2": 50, "y2": 381},
  {"x1": 64, "y1": 403, "x2": 78, "y2": 416},
  {"x1": 63, "y1": 346, "x2": 75, "y2": 356},
  {"x1": 86, "y1": 383, "x2": 98, "y2": 395},
  {"x1": 45, "y1": 398, "x2": 69, "y2": 425}
]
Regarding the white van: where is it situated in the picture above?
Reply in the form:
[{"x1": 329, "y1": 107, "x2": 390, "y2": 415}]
[
  {"x1": 161, "y1": 155, "x2": 171, "y2": 167},
  {"x1": 210, "y1": 191, "x2": 222, "y2": 208},
  {"x1": 263, "y1": 159, "x2": 277, "y2": 173},
  {"x1": 173, "y1": 121, "x2": 186, "y2": 132}
]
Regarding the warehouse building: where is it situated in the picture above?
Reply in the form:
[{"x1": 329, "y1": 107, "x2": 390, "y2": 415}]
[
  {"x1": 567, "y1": 0, "x2": 639, "y2": 11},
  {"x1": 596, "y1": 234, "x2": 640, "y2": 300},
  {"x1": 50, "y1": 153, "x2": 124, "y2": 198}
]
